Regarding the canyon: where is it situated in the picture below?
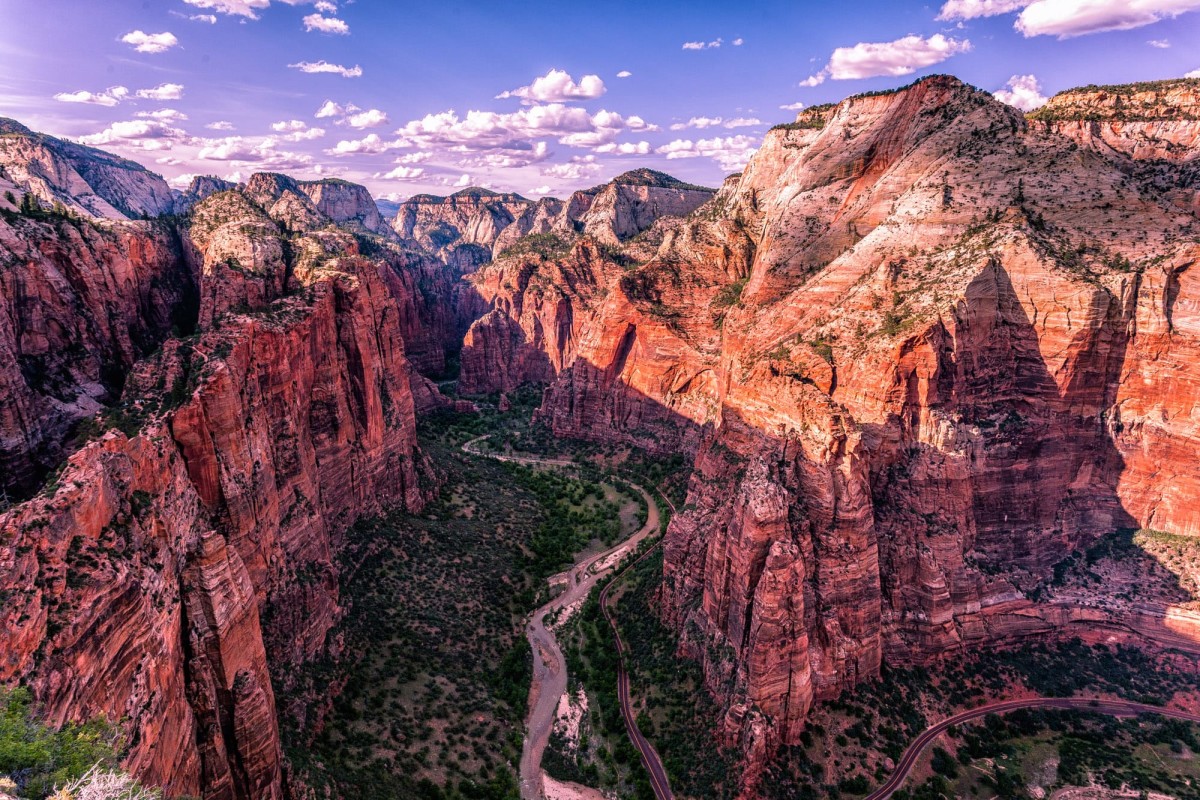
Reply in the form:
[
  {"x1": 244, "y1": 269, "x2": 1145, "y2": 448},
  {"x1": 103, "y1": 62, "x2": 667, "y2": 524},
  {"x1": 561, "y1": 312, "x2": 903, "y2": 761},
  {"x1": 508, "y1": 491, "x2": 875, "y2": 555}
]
[{"x1": 1, "y1": 74, "x2": 1199, "y2": 800}]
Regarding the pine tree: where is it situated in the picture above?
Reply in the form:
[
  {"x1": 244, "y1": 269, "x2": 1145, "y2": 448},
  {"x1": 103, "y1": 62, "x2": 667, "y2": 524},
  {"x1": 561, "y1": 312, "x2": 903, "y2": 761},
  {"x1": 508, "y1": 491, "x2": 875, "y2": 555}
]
[{"x1": 19, "y1": 192, "x2": 37, "y2": 215}]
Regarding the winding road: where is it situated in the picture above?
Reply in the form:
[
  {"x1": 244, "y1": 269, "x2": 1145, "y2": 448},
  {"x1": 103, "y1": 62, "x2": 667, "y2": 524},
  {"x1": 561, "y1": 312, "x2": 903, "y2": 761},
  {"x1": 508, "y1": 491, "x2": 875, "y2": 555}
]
[
  {"x1": 461, "y1": 437, "x2": 674, "y2": 800},
  {"x1": 863, "y1": 697, "x2": 1200, "y2": 800}
]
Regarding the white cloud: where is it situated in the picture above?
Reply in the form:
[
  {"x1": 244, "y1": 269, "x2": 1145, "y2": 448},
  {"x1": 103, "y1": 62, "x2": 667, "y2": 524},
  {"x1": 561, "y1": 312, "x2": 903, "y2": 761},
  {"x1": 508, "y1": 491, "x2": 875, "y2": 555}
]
[
  {"x1": 779, "y1": 101, "x2": 806, "y2": 111},
  {"x1": 314, "y1": 0, "x2": 337, "y2": 12},
  {"x1": 272, "y1": 119, "x2": 309, "y2": 132},
  {"x1": 670, "y1": 116, "x2": 724, "y2": 130},
  {"x1": 78, "y1": 120, "x2": 191, "y2": 151},
  {"x1": 938, "y1": 0, "x2": 1200, "y2": 37},
  {"x1": 196, "y1": 135, "x2": 314, "y2": 169},
  {"x1": 459, "y1": 142, "x2": 551, "y2": 169},
  {"x1": 617, "y1": 70, "x2": 632, "y2": 78},
  {"x1": 455, "y1": 174, "x2": 472, "y2": 187},
  {"x1": 656, "y1": 135, "x2": 758, "y2": 170},
  {"x1": 593, "y1": 141, "x2": 650, "y2": 155},
  {"x1": 497, "y1": 69, "x2": 606, "y2": 104},
  {"x1": 723, "y1": 117, "x2": 761, "y2": 128},
  {"x1": 190, "y1": 14, "x2": 218, "y2": 23},
  {"x1": 137, "y1": 83, "x2": 185, "y2": 100},
  {"x1": 1186, "y1": 68, "x2": 1200, "y2": 78},
  {"x1": 993, "y1": 74, "x2": 1048, "y2": 111},
  {"x1": 283, "y1": 127, "x2": 326, "y2": 141},
  {"x1": 302, "y1": 13, "x2": 349, "y2": 34},
  {"x1": 206, "y1": 121, "x2": 236, "y2": 130},
  {"x1": 803, "y1": 34, "x2": 971, "y2": 85},
  {"x1": 136, "y1": 108, "x2": 189, "y2": 122},
  {"x1": 375, "y1": 165, "x2": 425, "y2": 180},
  {"x1": 1016, "y1": 0, "x2": 1200, "y2": 37},
  {"x1": 347, "y1": 108, "x2": 388, "y2": 128},
  {"x1": 1148, "y1": 38, "x2": 1171, "y2": 47},
  {"x1": 395, "y1": 151, "x2": 433, "y2": 164},
  {"x1": 732, "y1": 38, "x2": 744, "y2": 45},
  {"x1": 183, "y1": 0, "x2": 269, "y2": 18},
  {"x1": 531, "y1": 185, "x2": 552, "y2": 195},
  {"x1": 541, "y1": 158, "x2": 602, "y2": 181},
  {"x1": 392, "y1": 104, "x2": 643, "y2": 152},
  {"x1": 120, "y1": 31, "x2": 180, "y2": 54},
  {"x1": 315, "y1": 100, "x2": 345, "y2": 118},
  {"x1": 327, "y1": 133, "x2": 402, "y2": 155},
  {"x1": 269, "y1": 119, "x2": 325, "y2": 141},
  {"x1": 683, "y1": 38, "x2": 722, "y2": 50},
  {"x1": 289, "y1": 60, "x2": 362, "y2": 78},
  {"x1": 936, "y1": 0, "x2": 1029, "y2": 20},
  {"x1": 54, "y1": 86, "x2": 129, "y2": 107}
]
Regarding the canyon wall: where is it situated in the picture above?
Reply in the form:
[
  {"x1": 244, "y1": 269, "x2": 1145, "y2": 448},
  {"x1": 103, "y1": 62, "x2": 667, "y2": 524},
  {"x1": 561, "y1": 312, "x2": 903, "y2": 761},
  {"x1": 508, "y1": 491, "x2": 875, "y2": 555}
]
[
  {"x1": 458, "y1": 75, "x2": 1200, "y2": 788},
  {"x1": 0, "y1": 177, "x2": 438, "y2": 799}
]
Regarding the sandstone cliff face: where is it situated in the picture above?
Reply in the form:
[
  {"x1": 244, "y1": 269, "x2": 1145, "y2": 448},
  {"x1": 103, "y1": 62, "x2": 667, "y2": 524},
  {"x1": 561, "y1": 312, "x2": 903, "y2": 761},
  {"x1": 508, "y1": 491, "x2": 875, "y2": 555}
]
[
  {"x1": 0, "y1": 167, "x2": 437, "y2": 799},
  {"x1": 453, "y1": 75, "x2": 1200, "y2": 790},
  {"x1": 394, "y1": 171, "x2": 715, "y2": 270},
  {"x1": 0, "y1": 118, "x2": 174, "y2": 219},
  {"x1": 174, "y1": 176, "x2": 238, "y2": 215},
  {"x1": 0, "y1": 212, "x2": 193, "y2": 497}
]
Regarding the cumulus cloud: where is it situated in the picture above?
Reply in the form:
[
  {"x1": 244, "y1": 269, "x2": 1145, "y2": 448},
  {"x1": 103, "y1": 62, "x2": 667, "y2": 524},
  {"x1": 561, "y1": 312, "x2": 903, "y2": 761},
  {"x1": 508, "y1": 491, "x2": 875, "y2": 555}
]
[
  {"x1": 137, "y1": 83, "x2": 185, "y2": 100},
  {"x1": 121, "y1": 31, "x2": 180, "y2": 54},
  {"x1": 733, "y1": 38, "x2": 744, "y2": 45},
  {"x1": 670, "y1": 116, "x2": 724, "y2": 131},
  {"x1": 54, "y1": 86, "x2": 130, "y2": 107},
  {"x1": 683, "y1": 38, "x2": 722, "y2": 50},
  {"x1": 136, "y1": 108, "x2": 189, "y2": 122},
  {"x1": 187, "y1": 14, "x2": 218, "y2": 23},
  {"x1": 1148, "y1": 38, "x2": 1171, "y2": 47},
  {"x1": 347, "y1": 108, "x2": 388, "y2": 128},
  {"x1": 79, "y1": 120, "x2": 191, "y2": 151},
  {"x1": 375, "y1": 165, "x2": 425, "y2": 180},
  {"x1": 593, "y1": 141, "x2": 650, "y2": 155},
  {"x1": 497, "y1": 69, "x2": 606, "y2": 104},
  {"x1": 206, "y1": 121, "x2": 236, "y2": 130},
  {"x1": 454, "y1": 174, "x2": 472, "y2": 187},
  {"x1": 803, "y1": 34, "x2": 971, "y2": 85},
  {"x1": 327, "y1": 133, "x2": 402, "y2": 155},
  {"x1": 936, "y1": 0, "x2": 1028, "y2": 19},
  {"x1": 394, "y1": 151, "x2": 433, "y2": 164},
  {"x1": 779, "y1": 101, "x2": 806, "y2": 111},
  {"x1": 391, "y1": 104, "x2": 644, "y2": 153},
  {"x1": 541, "y1": 157, "x2": 602, "y2": 181},
  {"x1": 196, "y1": 134, "x2": 314, "y2": 169},
  {"x1": 993, "y1": 74, "x2": 1048, "y2": 111},
  {"x1": 938, "y1": 0, "x2": 1200, "y2": 37},
  {"x1": 617, "y1": 70, "x2": 632, "y2": 78},
  {"x1": 1017, "y1": 0, "x2": 1200, "y2": 37},
  {"x1": 302, "y1": 13, "x2": 349, "y2": 34},
  {"x1": 1186, "y1": 68, "x2": 1200, "y2": 78},
  {"x1": 272, "y1": 119, "x2": 308, "y2": 132},
  {"x1": 183, "y1": 0, "x2": 269, "y2": 18},
  {"x1": 315, "y1": 100, "x2": 347, "y2": 118},
  {"x1": 656, "y1": 135, "x2": 758, "y2": 171},
  {"x1": 458, "y1": 142, "x2": 551, "y2": 169},
  {"x1": 289, "y1": 60, "x2": 362, "y2": 77},
  {"x1": 531, "y1": 185, "x2": 552, "y2": 195}
]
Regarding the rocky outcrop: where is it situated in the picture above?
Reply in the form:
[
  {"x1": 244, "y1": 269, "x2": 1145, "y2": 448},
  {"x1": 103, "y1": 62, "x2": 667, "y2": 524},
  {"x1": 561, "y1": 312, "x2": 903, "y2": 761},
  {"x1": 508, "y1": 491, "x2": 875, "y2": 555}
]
[
  {"x1": 0, "y1": 152, "x2": 439, "y2": 799},
  {"x1": 298, "y1": 179, "x2": 385, "y2": 233},
  {"x1": 0, "y1": 212, "x2": 194, "y2": 498},
  {"x1": 0, "y1": 118, "x2": 174, "y2": 219},
  {"x1": 454, "y1": 75, "x2": 1200, "y2": 792},
  {"x1": 394, "y1": 171, "x2": 715, "y2": 270},
  {"x1": 174, "y1": 176, "x2": 238, "y2": 215}
]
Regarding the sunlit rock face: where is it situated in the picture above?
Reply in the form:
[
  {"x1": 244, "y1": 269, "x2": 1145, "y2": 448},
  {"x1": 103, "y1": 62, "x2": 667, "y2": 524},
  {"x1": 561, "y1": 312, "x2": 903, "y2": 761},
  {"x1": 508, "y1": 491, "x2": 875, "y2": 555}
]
[{"x1": 445, "y1": 75, "x2": 1200, "y2": 790}]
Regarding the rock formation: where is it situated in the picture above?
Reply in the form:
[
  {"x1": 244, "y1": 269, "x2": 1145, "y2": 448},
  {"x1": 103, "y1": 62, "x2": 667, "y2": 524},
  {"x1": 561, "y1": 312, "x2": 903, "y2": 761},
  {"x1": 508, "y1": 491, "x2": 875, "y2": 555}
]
[
  {"x1": 0, "y1": 162, "x2": 438, "y2": 799},
  {"x1": 0, "y1": 118, "x2": 174, "y2": 219},
  {"x1": 393, "y1": 170, "x2": 714, "y2": 271},
  {"x1": 453, "y1": 75, "x2": 1200, "y2": 791}
]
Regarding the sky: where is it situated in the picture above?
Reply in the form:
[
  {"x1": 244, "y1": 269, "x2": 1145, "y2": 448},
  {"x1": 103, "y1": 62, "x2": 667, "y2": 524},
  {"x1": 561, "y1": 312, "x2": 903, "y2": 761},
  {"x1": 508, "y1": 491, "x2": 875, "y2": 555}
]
[{"x1": 1, "y1": 0, "x2": 1198, "y2": 202}]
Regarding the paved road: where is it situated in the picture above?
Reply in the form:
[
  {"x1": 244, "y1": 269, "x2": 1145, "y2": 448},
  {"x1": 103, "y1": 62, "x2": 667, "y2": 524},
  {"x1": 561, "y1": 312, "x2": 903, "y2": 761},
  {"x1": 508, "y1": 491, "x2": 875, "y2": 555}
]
[
  {"x1": 461, "y1": 437, "x2": 672, "y2": 800},
  {"x1": 863, "y1": 697, "x2": 1200, "y2": 800},
  {"x1": 598, "y1": 484, "x2": 677, "y2": 800}
]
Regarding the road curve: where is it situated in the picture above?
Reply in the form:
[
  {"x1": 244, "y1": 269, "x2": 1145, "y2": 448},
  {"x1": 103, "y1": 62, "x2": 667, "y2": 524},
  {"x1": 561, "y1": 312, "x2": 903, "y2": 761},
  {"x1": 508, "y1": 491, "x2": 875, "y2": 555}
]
[
  {"x1": 461, "y1": 437, "x2": 673, "y2": 800},
  {"x1": 863, "y1": 697, "x2": 1200, "y2": 800}
]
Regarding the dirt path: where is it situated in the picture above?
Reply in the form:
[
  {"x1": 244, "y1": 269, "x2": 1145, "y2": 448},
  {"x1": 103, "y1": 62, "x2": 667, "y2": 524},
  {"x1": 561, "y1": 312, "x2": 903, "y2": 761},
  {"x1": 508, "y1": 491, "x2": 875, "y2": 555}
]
[{"x1": 461, "y1": 436, "x2": 669, "y2": 800}]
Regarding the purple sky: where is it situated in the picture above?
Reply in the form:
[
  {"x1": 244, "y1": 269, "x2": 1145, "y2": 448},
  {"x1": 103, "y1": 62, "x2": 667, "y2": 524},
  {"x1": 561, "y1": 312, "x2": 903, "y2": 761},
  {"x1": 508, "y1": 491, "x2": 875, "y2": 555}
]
[{"x1": 1, "y1": 0, "x2": 1198, "y2": 200}]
